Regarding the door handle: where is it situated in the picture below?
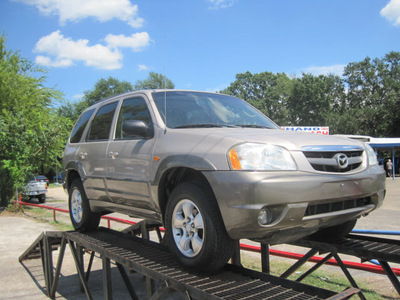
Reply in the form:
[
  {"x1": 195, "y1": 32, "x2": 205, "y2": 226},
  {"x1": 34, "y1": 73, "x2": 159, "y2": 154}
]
[
  {"x1": 79, "y1": 152, "x2": 87, "y2": 159},
  {"x1": 109, "y1": 151, "x2": 119, "y2": 159}
]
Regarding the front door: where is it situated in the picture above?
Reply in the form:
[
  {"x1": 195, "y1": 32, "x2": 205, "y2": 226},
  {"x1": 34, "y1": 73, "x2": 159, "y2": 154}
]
[{"x1": 106, "y1": 96, "x2": 157, "y2": 217}]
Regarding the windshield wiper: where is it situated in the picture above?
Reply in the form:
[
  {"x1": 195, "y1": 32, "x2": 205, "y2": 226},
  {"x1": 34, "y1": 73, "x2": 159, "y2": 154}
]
[
  {"x1": 174, "y1": 124, "x2": 237, "y2": 129},
  {"x1": 235, "y1": 124, "x2": 273, "y2": 129}
]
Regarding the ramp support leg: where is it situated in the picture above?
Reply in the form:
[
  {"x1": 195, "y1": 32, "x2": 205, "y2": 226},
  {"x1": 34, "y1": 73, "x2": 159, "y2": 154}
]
[
  {"x1": 296, "y1": 253, "x2": 334, "y2": 282},
  {"x1": 261, "y1": 243, "x2": 270, "y2": 274},
  {"x1": 68, "y1": 240, "x2": 93, "y2": 300},
  {"x1": 50, "y1": 236, "x2": 67, "y2": 298},
  {"x1": 231, "y1": 240, "x2": 242, "y2": 267},
  {"x1": 378, "y1": 260, "x2": 400, "y2": 296},
  {"x1": 280, "y1": 249, "x2": 318, "y2": 279},
  {"x1": 103, "y1": 256, "x2": 113, "y2": 300},
  {"x1": 333, "y1": 253, "x2": 366, "y2": 300},
  {"x1": 116, "y1": 263, "x2": 138, "y2": 300}
]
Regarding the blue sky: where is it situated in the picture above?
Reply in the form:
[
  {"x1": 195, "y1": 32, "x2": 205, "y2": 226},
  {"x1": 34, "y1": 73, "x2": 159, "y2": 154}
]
[{"x1": 1, "y1": 0, "x2": 400, "y2": 103}]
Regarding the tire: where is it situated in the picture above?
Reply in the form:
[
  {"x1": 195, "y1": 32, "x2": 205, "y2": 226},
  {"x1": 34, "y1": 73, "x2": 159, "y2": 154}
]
[
  {"x1": 68, "y1": 178, "x2": 101, "y2": 232},
  {"x1": 164, "y1": 182, "x2": 234, "y2": 273},
  {"x1": 308, "y1": 219, "x2": 357, "y2": 242},
  {"x1": 38, "y1": 194, "x2": 46, "y2": 203}
]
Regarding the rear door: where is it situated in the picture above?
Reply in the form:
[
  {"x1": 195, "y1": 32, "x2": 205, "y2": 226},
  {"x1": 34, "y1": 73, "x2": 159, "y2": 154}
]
[
  {"x1": 78, "y1": 101, "x2": 119, "y2": 201},
  {"x1": 106, "y1": 95, "x2": 157, "y2": 215}
]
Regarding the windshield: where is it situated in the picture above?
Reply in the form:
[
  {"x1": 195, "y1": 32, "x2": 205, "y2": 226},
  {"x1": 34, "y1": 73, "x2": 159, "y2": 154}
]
[{"x1": 152, "y1": 91, "x2": 279, "y2": 129}]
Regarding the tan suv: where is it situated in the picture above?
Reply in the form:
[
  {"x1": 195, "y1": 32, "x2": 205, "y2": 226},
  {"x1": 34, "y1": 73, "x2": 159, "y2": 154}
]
[{"x1": 63, "y1": 90, "x2": 386, "y2": 272}]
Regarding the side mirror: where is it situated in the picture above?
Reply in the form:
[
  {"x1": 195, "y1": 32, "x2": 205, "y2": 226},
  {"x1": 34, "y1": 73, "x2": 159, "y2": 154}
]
[{"x1": 122, "y1": 120, "x2": 150, "y2": 138}]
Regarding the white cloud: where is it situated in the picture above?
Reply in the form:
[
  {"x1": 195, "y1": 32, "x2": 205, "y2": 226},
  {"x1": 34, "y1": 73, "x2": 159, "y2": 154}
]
[
  {"x1": 208, "y1": 0, "x2": 236, "y2": 10},
  {"x1": 34, "y1": 30, "x2": 122, "y2": 70},
  {"x1": 303, "y1": 64, "x2": 346, "y2": 76},
  {"x1": 14, "y1": 0, "x2": 144, "y2": 27},
  {"x1": 105, "y1": 32, "x2": 151, "y2": 52},
  {"x1": 35, "y1": 55, "x2": 73, "y2": 67},
  {"x1": 72, "y1": 94, "x2": 84, "y2": 101},
  {"x1": 137, "y1": 65, "x2": 149, "y2": 71},
  {"x1": 381, "y1": 0, "x2": 400, "y2": 26}
]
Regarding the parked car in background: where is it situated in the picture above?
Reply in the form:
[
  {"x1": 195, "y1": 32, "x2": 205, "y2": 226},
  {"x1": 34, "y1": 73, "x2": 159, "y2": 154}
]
[
  {"x1": 35, "y1": 175, "x2": 49, "y2": 186},
  {"x1": 23, "y1": 175, "x2": 48, "y2": 203},
  {"x1": 63, "y1": 90, "x2": 386, "y2": 273}
]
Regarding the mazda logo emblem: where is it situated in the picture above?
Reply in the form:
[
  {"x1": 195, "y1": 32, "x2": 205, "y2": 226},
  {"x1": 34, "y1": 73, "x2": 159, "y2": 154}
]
[{"x1": 334, "y1": 153, "x2": 349, "y2": 169}]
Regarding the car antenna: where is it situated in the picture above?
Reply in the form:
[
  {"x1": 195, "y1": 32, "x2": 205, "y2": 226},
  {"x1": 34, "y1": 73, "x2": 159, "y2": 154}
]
[{"x1": 163, "y1": 36, "x2": 167, "y2": 134}]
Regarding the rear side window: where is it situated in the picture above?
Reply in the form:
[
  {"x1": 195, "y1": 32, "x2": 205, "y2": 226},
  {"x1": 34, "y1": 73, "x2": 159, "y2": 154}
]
[
  {"x1": 115, "y1": 97, "x2": 154, "y2": 140},
  {"x1": 86, "y1": 102, "x2": 118, "y2": 142},
  {"x1": 69, "y1": 109, "x2": 95, "y2": 143}
]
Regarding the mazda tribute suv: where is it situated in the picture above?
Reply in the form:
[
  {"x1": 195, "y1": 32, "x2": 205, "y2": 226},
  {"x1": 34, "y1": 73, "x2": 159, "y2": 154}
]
[{"x1": 63, "y1": 90, "x2": 386, "y2": 272}]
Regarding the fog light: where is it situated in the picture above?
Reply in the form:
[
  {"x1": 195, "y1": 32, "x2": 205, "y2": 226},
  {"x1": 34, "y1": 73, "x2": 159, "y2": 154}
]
[{"x1": 258, "y1": 208, "x2": 272, "y2": 225}]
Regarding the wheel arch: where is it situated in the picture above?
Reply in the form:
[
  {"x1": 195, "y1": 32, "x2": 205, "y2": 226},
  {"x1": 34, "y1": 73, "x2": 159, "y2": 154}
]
[
  {"x1": 64, "y1": 161, "x2": 85, "y2": 191},
  {"x1": 158, "y1": 167, "x2": 216, "y2": 224}
]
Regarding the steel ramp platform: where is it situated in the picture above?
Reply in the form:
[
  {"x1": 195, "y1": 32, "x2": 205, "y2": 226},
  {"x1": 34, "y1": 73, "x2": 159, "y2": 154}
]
[{"x1": 20, "y1": 227, "x2": 356, "y2": 299}]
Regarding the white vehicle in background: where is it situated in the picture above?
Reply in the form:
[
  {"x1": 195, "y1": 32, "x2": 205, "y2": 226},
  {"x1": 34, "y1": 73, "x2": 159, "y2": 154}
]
[{"x1": 23, "y1": 175, "x2": 48, "y2": 203}]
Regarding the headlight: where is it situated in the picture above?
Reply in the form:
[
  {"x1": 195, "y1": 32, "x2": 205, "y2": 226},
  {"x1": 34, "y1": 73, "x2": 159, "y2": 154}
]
[
  {"x1": 364, "y1": 143, "x2": 378, "y2": 166},
  {"x1": 228, "y1": 143, "x2": 297, "y2": 171}
]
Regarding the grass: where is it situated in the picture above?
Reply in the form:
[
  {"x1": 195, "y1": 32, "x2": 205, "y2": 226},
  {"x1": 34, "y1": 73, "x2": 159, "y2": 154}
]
[
  {"x1": 45, "y1": 199, "x2": 65, "y2": 203},
  {"x1": 21, "y1": 206, "x2": 74, "y2": 231},
  {"x1": 47, "y1": 183, "x2": 63, "y2": 189}
]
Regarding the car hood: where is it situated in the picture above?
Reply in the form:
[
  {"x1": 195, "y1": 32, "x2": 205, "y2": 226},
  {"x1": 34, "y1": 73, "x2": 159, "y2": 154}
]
[{"x1": 167, "y1": 128, "x2": 365, "y2": 152}]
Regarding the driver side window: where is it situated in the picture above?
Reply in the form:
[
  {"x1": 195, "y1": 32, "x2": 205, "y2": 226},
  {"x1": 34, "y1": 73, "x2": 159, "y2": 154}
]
[{"x1": 115, "y1": 97, "x2": 153, "y2": 140}]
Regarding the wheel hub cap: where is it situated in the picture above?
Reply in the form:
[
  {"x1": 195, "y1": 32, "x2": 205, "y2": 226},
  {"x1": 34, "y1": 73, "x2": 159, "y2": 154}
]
[
  {"x1": 71, "y1": 189, "x2": 83, "y2": 223},
  {"x1": 172, "y1": 199, "x2": 204, "y2": 257}
]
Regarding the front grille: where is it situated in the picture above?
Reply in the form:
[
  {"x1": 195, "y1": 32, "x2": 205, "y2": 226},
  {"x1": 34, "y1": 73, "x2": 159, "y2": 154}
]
[
  {"x1": 305, "y1": 197, "x2": 371, "y2": 216},
  {"x1": 302, "y1": 145, "x2": 364, "y2": 173}
]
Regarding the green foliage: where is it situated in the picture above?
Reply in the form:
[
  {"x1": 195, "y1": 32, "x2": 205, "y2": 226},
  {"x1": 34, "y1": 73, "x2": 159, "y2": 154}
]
[
  {"x1": 287, "y1": 73, "x2": 346, "y2": 129},
  {"x1": 134, "y1": 72, "x2": 175, "y2": 90},
  {"x1": 0, "y1": 35, "x2": 71, "y2": 206},
  {"x1": 221, "y1": 71, "x2": 292, "y2": 125},
  {"x1": 222, "y1": 52, "x2": 400, "y2": 137},
  {"x1": 61, "y1": 73, "x2": 175, "y2": 124},
  {"x1": 83, "y1": 76, "x2": 134, "y2": 107},
  {"x1": 5, "y1": 201, "x2": 22, "y2": 213},
  {"x1": 344, "y1": 52, "x2": 400, "y2": 136}
]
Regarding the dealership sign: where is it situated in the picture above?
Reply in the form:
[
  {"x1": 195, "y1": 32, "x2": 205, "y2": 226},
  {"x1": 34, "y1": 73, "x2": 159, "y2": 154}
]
[{"x1": 281, "y1": 126, "x2": 329, "y2": 135}]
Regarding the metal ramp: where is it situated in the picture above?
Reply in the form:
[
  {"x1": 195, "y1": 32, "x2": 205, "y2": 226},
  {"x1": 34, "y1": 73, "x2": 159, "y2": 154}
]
[
  {"x1": 260, "y1": 234, "x2": 400, "y2": 300},
  {"x1": 19, "y1": 226, "x2": 356, "y2": 300}
]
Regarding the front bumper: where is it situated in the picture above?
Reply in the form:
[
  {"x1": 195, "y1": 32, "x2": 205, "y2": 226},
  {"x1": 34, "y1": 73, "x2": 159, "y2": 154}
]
[{"x1": 203, "y1": 165, "x2": 386, "y2": 243}]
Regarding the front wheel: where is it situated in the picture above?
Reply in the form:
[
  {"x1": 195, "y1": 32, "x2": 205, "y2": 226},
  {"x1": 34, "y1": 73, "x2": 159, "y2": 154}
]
[
  {"x1": 308, "y1": 219, "x2": 357, "y2": 242},
  {"x1": 68, "y1": 178, "x2": 100, "y2": 232},
  {"x1": 164, "y1": 182, "x2": 234, "y2": 273}
]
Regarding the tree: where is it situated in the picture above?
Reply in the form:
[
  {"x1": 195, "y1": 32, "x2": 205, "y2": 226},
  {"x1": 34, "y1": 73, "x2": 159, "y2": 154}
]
[
  {"x1": 84, "y1": 76, "x2": 134, "y2": 107},
  {"x1": 287, "y1": 73, "x2": 346, "y2": 129},
  {"x1": 134, "y1": 72, "x2": 175, "y2": 90},
  {"x1": 0, "y1": 35, "x2": 71, "y2": 206},
  {"x1": 59, "y1": 77, "x2": 135, "y2": 123},
  {"x1": 343, "y1": 52, "x2": 400, "y2": 137},
  {"x1": 57, "y1": 98, "x2": 92, "y2": 124},
  {"x1": 221, "y1": 71, "x2": 293, "y2": 125}
]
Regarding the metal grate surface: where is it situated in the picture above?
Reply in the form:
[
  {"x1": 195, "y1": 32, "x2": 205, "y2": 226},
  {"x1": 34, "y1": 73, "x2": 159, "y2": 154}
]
[
  {"x1": 66, "y1": 228, "x2": 336, "y2": 299},
  {"x1": 294, "y1": 234, "x2": 400, "y2": 263}
]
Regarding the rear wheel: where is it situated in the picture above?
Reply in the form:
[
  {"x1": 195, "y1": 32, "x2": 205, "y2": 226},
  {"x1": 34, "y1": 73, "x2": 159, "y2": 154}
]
[
  {"x1": 68, "y1": 178, "x2": 100, "y2": 232},
  {"x1": 309, "y1": 219, "x2": 357, "y2": 242},
  {"x1": 38, "y1": 194, "x2": 46, "y2": 203},
  {"x1": 164, "y1": 182, "x2": 234, "y2": 273}
]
